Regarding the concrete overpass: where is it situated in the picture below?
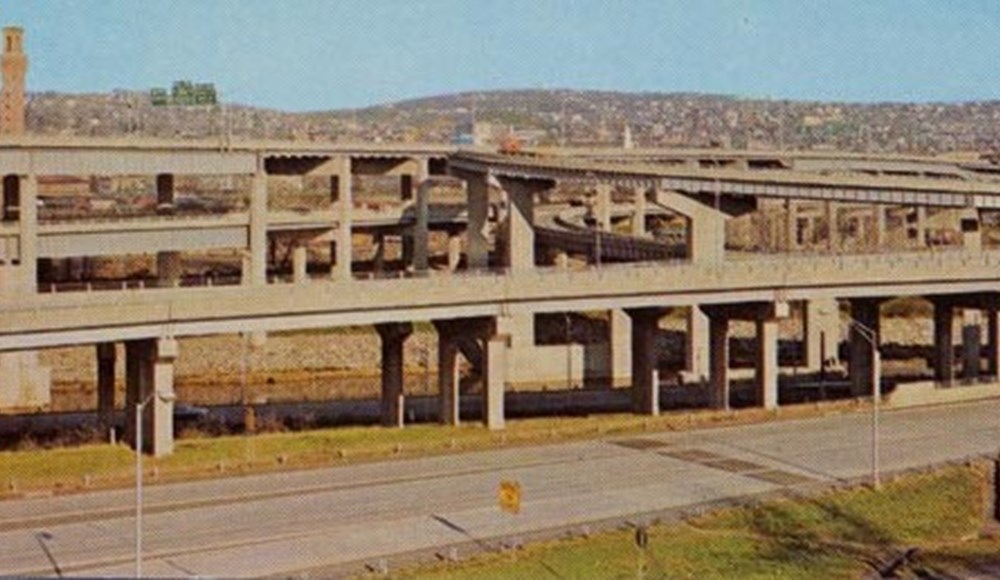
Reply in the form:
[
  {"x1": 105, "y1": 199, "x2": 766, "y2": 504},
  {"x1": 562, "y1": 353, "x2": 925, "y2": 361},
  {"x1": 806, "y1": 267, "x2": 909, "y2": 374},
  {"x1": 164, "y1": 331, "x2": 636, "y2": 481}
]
[{"x1": 3, "y1": 138, "x2": 1000, "y2": 456}]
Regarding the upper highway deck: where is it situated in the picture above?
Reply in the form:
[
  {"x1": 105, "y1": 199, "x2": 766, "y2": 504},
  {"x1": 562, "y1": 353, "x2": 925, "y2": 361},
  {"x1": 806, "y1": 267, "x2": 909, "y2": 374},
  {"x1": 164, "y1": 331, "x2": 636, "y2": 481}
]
[{"x1": 2, "y1": 248, "x2": 997, "y2": 351}]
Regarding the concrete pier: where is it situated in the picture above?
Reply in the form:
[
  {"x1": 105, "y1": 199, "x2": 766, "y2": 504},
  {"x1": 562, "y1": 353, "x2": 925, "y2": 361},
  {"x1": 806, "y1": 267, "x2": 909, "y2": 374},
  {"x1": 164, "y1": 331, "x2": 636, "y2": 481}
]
[
  {"x1": 96, "y1": 342, "x2": 116, "y2": 435},
  {"x1": 124, "y1": 338, "x2": 177, "y2": 456},
  {"x1": 465, "y1": 175, "x2": 489, "y2": 269},
  {"x1": 484, "y1": 317, "x2": 511, "y2": 430},
  {"x1": 805, "y1": 298, "x2": 840, "y2": 371},
  {"x1": 627, "y1": 308, "x2": 665, "y2": 415},
  {"x1": 848, "y1": 298, "x2": 881, "y2": 397},
  {"x1": 375, "y1": 322, "x2": 413, "y2": 428},
  {"x1": 933, "y1": 299, "x2": 955, "y2": 386}
]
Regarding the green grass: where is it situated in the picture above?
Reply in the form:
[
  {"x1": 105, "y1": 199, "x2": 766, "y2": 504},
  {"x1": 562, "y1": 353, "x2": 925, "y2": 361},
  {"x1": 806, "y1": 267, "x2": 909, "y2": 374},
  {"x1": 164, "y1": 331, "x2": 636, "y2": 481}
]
[
  {"x1": 0, "y1": 402, "x2": 857, "y2": 496},
  {"x1": 403, "y1": 466, "x2": 990, "y2": 579}
]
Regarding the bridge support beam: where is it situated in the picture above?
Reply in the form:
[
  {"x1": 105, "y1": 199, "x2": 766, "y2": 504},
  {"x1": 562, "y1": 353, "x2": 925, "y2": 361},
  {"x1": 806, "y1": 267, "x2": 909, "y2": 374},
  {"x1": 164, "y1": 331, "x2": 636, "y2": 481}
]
[
  {"x1": 703, "y1": 302, "x2": 788, "y2": 410},
  {"x1": 631, "y1": 187, "x2": 647, "y2": 237},
  {"x1": 595, "y1": 183, "x2": 612, "y2": 231},
  {"x1": 932, "y1": 299, "x2": 956, "y2": 386},
  {"x1": 245, "y1": 170, "x2": 268, "y2": 286},
  {"x1": 610, "y1": 309, "x2": 632, "y2": 388},
  {"x1": 97, "y1": 342, "x2": 116, "y2": 436},
  {"x1": 825, "y1": 201, "x2": 840, "y2": 252},
  {"x1": 686, "y1": 306, "x2": 710, "y2": 382},
  {"x1": 17, "y1": 174, "x2": 38, "y2": 291},
  {"x1": 756, "y1": 318, "x2": 779, "y2": 410},
  {"x1": 848, "y1": 298, "x2": 882, "y2": 398},
  {"x1": 292, "y1": 242, "x2": 308, "y2": 284},
  {"x1": 447, "y1": 234, "x2": 462, "y2": 271},
  {"x1": 989, "y1": 305, "x2": 1000, "y2": 379},
  {"x1": 707, "y1": 313, "x2": 730, "y2": 410},
  {"x1": 497, "y1": 177, "x2": 546, "y2": 272},
  {"x1": 962, "y1": 309, "x2": 981, "y2": 383},
  {"x1": 871, "y1": 206, "x2": 886, "y2": 250},
  {"x1": 412, "y1": 179, "x2": 431, "y2": 272},
  {"x1": 465, "y1": 175, "x2": 490, "y2": 270},
  {"x1": 961, "y1": 209, "x2": 983, "y2": 253},
  {"x1": 375, "y1": 322, "x2": 413, "y2": 428},
  {"x1": 626, "y1": 308, "x2": 665, "y2": 415},
  {"x1": 155, "y1": 174, "x2": 182, "y2": 287},
  {"x1": 372, "y1": 233, "x2": 386, "y2": 274},
  {"x1": 434, "y1": 320, "x2": 464, "y2": 426},
  {"x1": 332, "y1": 158, "x2": 353, "y2": 280},
  {"x1": 484, "y1": 317, "x2": 511, "y2": 430},
  {"x1": 125, "y1": 338, "x2": 177, "y2": 457},
  {"x1": 653, "y1": 189, "x2": 725, "y2": 266},
  {"x1": 805, "y1": 298, "x2": 840, "y2": 372}
]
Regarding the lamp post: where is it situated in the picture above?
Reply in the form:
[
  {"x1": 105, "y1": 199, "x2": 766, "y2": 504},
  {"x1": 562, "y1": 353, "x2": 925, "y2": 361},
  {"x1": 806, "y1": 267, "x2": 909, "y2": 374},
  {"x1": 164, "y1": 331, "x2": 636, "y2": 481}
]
[
  {"x1": 135, "y1": 389, "x2": 175, "y2": 578},
  {"x1": 848, "y1": 317, "x2": 881, "y2": 490}
]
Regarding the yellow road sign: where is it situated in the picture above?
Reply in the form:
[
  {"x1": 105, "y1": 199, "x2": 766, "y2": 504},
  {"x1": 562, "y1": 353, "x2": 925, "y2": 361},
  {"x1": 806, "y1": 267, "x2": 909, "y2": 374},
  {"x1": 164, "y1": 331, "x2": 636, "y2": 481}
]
[{"x1": 498, "y1": 480, "x2": 521, "y2": 514}]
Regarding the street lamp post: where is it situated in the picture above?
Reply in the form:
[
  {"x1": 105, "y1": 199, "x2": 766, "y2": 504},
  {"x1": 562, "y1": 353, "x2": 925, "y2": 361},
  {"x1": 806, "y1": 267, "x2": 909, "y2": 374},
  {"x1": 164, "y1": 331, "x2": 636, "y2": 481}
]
[
  {"x1": 848, "y1": 318, "x2": 881, "y2": 490},
  {"x1": 135, "y1": 389, "x2": 175, "y2": 578}
]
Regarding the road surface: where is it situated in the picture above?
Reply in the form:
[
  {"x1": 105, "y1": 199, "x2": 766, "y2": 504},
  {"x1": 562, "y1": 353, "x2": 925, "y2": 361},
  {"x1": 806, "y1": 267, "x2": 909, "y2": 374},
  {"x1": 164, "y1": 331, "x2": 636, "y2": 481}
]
[{"x1": 2, "y1": 400, "x2": 998, "y2": 577}]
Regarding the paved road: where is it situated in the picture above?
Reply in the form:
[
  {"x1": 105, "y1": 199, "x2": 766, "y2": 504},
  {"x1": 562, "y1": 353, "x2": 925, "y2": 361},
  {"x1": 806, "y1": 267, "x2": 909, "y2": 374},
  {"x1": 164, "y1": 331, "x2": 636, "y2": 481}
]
[{"x1": 2, "y1": 400, "x2": 999, "y2": 577}]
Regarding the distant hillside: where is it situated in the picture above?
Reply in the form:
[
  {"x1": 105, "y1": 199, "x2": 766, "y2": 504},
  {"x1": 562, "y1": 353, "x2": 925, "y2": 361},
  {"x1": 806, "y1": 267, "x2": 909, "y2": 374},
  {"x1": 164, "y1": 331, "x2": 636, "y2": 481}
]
[{"x1": 24, "y1": 88, "x2": 1000, "y2": 155}]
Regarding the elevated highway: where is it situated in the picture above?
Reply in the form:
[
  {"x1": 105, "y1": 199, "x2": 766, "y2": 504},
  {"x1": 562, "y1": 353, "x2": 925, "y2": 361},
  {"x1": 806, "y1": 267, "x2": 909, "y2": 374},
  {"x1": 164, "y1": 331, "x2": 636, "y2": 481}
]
[{"x1": 4, "y1": 137, "x2": 1000, "y2": 456}]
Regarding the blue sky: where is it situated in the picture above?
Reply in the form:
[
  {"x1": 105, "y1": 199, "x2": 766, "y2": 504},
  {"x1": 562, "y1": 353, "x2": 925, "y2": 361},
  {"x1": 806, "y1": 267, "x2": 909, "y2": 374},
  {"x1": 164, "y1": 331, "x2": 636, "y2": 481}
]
[{"x1": 2, "y1": 0, "x2": 999, "y2": 111}]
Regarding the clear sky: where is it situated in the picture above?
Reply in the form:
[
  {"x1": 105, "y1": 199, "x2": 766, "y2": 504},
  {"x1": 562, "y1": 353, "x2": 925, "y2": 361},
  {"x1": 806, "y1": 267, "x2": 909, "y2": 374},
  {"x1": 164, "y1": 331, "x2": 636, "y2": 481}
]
[{"x1": 2, "y1": 0, "x2": 999, "y2": 111}]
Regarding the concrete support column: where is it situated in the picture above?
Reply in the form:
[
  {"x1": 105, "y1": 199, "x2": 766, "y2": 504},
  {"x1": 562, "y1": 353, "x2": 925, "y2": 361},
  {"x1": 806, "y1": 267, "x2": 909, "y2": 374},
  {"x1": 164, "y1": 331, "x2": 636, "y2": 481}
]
[
  {"x1": 784, "y1": 200, "x2": 797, "y2": 251},
  {"x1": 686, "y1": 306, "x2": 710, "y2": 381},
  {"x1": 595, "y1": 183, "x2": 612, "y2": 231},
  {"x1": 124, "y1": 338, "x2": 177, "y2": 456},
  {"x1": 399, "y1": 158, "x2": 428, "y2": 201},
  {"x1": 961, "y1": 209, "x2": 983, "y2": 253},
  {"x1": 849, "y1": 298, "x2": 881, "y2": 397},
  {"x1": 707, "y1": 313, "x2": 730, "y2": 410},
  {"x1": 332, "y1": 158, "x2": 353, "y2": 279},
  {"x1": 805, "y1": 298, "x2": 840, "y2": 371},
  {"x1": 155, "y1": 173, "x2": 175, "y2": 207},
  {"x1": 483, "y1": 317, "x2": 511, "y2": 430},
  {"x1": 446, "y1": 234, "x2": 462, "y2": 271},
  {"x1": 96, "y1": 342, "x2": 116, "y2": 435},
  {"x1": 756, "y1": 318, "x2": 779, "y2": 409},
  {"x1": 412, "y1": 179, "x2": 431, "y2": 272},
  {"x1": 19, "y1": 174, "x2": 37, "y2": 292},
  {"x1": 501, "y1": 180, "x2": 536, "y2": 272},
  {"x1": 466, "y1": 176, "x2": 489, "y2": 270},
  {"x1": 246, "y1": 170, "x2": 268, "y2": 286},
  {"x1": 933, "y1": 299, "x2": 955, "y2": 386},
  {"x1": 962, "y1": 309, "x2": 982, "y2": 383},
  {"x1": 372, "y1": 233, "x2": 386, "y2": 274},
  {"x1": 154, "y1": 174, "x2": 182, "y2": 287},
  {"x1": 872, "y1": 205, "x2": 886, "y2": 250},
  {"x1": 631, "y1": 187, "x2": 647, "y2": 237},
  {"x1": 292, "y1": 242, "x2": 308, "y2": 284},
  {"x1": 554, "y1": 250, "x2": 569, "y2": 269},
  {"x1": 914, "y1": 206, "x2": 927, "y2": 247},
  {"x1": 156, "y1": 252, "x2": 182, "y2": 287},
  {"x1": 375, "y1": 322, "x2": 413, "y2": 428},
  {"x1": 825, "y1": 201, "x2": 839, "y2": 252},
  {"x1": 626, "y1": 308, "x2": 663, "y2": 415},
  {"x1": 610, "y1": 309, "x2": 633, "y2": 388},
  {"x1": 435, "y1": 324, "x2": 461, "y2": 426},
  {"x1": 653, "y1": 190, "x2": 725, "y2": 265},
  {"x1": 988, "y1": 306, "x2": 1000, "y2": 379}
]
